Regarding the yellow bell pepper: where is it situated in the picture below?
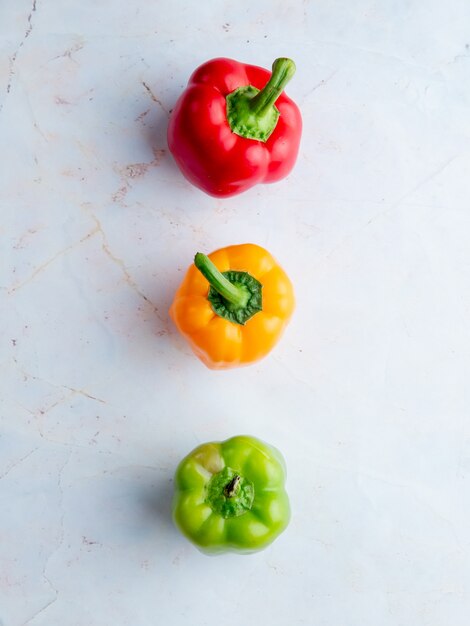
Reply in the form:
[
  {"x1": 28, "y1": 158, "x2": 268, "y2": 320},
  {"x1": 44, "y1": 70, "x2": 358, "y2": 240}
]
[{"x1": 169, "y1": 243, "x2": 295, "y2": 369}]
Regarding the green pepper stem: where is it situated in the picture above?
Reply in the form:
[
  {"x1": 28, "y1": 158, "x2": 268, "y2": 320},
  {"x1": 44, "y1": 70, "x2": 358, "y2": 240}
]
[
  {"x1": 224, "y1": 475, "x2": 241, "y2": 498},
  {"x1": 250, "y1": 58, "x2": 296, "y2": 116},
  {"x1": 206, "y1": 467, "x2": 254, "y2": 518},
  {"x1": 194, "y1": 253, "x2": 250, "y2": 308}
]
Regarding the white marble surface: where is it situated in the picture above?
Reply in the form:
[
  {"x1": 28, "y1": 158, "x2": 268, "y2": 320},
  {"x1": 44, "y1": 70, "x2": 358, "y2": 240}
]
[{"x1": 1, "y1": 1, "x2": 470, "y2": 624}]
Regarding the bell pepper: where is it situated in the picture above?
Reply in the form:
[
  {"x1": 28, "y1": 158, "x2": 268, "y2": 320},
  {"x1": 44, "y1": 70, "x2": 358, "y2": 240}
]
[
  {"x1": 167, "y1": 57, "x2": 302, "y2": 197},
  {"x1": 173, "y1": 435, "x2": 290, "y2": 555},
  {"x1": 169, "y1": 243, "x2": 295, "y2": 369}
]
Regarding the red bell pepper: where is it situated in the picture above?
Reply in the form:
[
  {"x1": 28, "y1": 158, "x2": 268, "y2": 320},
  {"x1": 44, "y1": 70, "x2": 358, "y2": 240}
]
[{"x1": 167, "y1": 57, "x2": 302, "y2": 198}]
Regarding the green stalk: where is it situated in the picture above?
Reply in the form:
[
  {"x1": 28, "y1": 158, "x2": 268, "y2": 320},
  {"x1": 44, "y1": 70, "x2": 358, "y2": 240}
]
[
  {"x1": 224, "y1": 475, "x2": 241, "y2": 498},
  {"x1": 226, "y1": 57, "x2": 297, "y2": 142},
  {"x1": 250, "y1": 58, "x2": 296, "y2": 115},
  {"x1": 194, "y1": 253, "x2": 250, "y2": 308}
]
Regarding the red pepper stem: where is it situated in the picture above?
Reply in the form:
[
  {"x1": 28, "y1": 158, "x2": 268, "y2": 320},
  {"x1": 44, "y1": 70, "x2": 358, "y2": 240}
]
[
  {"x1": 194, "y1": 253, "x2": 250, "y2": 308},
  {"x1": 250, "y1": 58, "x2": 296, "y2": 116},
  {"x1": 226, "y1": 58, "x2": 296, "y2": 142}
]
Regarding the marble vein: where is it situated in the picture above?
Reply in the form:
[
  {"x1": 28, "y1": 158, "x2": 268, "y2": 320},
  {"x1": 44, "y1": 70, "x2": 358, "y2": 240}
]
[
  {"x1": 22, "y1": 595, "x2": 58, "y2": 626},
  {"x1": 22, "y1": 452, "x2": 72, "y2": 625},
  {"x1": 366, "y1": 155, "x2": 459, "y2": 226},
  {"x1": 0, "y1": 447, "x2": 38, "y2": 481},
  {"x1": 16, "y1": 403, "x2": 115, "y2": 456},
  {"x1": 50, "y1": 39, "x2": 85, "y2": 64},
  {"x1": 301, "y1": 70, "x2": 338, "y2": 102},
  {"x1": 15, "y1": 363, "x2": 107, "y2": 408},
  {"x1": 142, "y1": 81, "x2": 170, "y2": 115},
  {"x1": 8, "y1": 227, "x2": 100, "y2": 294},
  {"x1": 88, "y1": 213, "x2": 161, "y2": 319},
  {"x1": 319, "y1": 154, "x2": 460, "y2": 263},
  {"x1": 272, "y1": 356, "x2": 315, "y2": 392},
  {"x1": 1, "y1": 0, "x2": 38, "y2": 112},
  {"x1": 112, "y1": 147, "x2": 166, "y2": 201},
  {"x1": 443, "y1": 47, "x2": 470, "y2": 68}
]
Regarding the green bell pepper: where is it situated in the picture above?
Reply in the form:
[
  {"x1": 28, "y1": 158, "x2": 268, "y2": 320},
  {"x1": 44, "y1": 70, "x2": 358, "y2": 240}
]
[{"x1": 173, "y1": 435, "x2": 290, "y2": 554}]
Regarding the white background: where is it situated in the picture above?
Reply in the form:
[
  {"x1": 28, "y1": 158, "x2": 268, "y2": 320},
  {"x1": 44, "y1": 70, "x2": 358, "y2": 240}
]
[{"x1": 1, "y1": 1, "x2": 470, "y2": 624}]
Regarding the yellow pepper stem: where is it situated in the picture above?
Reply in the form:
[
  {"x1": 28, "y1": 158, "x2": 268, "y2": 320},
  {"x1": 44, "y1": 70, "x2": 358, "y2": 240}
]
[{"x1": 194, "y1": 253, "x2": 250, "y2": 308}]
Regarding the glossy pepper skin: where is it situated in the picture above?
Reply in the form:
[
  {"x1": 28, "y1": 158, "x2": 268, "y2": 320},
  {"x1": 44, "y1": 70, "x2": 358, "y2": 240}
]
[
  {"x1": 167, "y1": 57, "x2": 302, "y2": 197},
  {"x1": 173, "y1": 435, "x2": 290, "y2": 555},
  {"x1": 169, "y1": 243, "x2": 295, "y2": 369}
]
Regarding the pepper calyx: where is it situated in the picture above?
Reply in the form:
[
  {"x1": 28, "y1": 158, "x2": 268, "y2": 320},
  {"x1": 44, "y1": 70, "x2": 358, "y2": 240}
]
[
  {"x1": 208, "y1": 270, "x2": 262, "y2": 325},
  {"x1": 226, "y1": 57, "x2": 296, "y2": 142},
  {"x1": 194, "y1": 253, "x2": 262, "y2": 325},
  {"x1": 205, "y1": 467, "x2": 254, "y2": 519}
]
